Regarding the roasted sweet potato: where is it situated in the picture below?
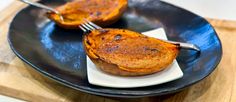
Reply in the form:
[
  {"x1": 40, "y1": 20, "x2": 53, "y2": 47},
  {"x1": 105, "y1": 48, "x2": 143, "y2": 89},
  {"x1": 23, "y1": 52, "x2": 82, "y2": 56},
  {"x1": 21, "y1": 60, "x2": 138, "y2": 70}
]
[
  {"x1": 46, "y1": 0, "x2": 128, "y2": 29},
  {"x1": 83, "y1": 29, "x2": 180, "y2": 76}
]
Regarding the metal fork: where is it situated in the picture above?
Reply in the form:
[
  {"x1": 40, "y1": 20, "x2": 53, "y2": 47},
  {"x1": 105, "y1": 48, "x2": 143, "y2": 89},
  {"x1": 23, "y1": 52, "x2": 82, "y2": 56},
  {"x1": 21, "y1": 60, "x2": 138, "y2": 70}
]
[
  {"x1": 79, "y1": 19, "x2": 200, "y2": 51},
  {"x1": 19, "y1": 0, "x2": 64, "y2": 21}
]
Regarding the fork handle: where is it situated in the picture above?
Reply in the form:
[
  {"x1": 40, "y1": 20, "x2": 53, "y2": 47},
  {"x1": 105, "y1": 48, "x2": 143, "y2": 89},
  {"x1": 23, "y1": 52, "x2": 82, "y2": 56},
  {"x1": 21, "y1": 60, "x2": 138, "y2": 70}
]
[
  {"x1": 19, "y1": 0, "x2": 64, "y2": 21},
  {"x1": 165, "y1": 40, "x2": 200, "y2": 51},
  {"x1": 19, "y1": 0, "x2": 65, "y2": 19},
  {"x1": 20, "y1": 0, "x2": 57, "y2": 12}
]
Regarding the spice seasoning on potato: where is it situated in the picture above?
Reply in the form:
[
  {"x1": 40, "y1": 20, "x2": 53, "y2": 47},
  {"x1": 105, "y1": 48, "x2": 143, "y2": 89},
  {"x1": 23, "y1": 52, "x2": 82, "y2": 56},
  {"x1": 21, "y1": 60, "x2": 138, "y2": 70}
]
[
  {"x1": 46, "y1": 0, "x2": 128, "y2": 29},
  {"x1": 83, "y1": 29, "x2": 180, "y2": 76}
]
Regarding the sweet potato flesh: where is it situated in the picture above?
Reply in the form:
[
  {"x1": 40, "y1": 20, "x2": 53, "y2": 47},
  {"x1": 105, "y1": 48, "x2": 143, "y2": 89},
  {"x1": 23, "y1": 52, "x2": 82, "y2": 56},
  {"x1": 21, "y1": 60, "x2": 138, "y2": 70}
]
[
  {"x1": 84, "y1": 29, "x2": 180, "y2": 76},
  {"x1": 47, "y1": 0, "x2": 128, "y2": 29}
]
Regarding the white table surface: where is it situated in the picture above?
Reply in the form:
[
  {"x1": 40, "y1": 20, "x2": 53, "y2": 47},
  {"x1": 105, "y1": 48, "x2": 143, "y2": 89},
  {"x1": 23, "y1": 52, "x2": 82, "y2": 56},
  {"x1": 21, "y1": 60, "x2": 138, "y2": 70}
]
[
  {"x1": 0, "y1": 0, "x2": 14, "y2": 12},
  {"x1": 0, "y1": 0, "x2": 235, "y2": 101}
]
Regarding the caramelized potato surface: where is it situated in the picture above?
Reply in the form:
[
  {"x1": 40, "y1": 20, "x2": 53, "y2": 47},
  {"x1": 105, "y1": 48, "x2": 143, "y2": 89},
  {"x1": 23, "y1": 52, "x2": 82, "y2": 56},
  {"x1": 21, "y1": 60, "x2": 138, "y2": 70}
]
[
  {"x1": 47, "y1": 0, "x2": 128, "y2": 29},
  {"x1": 84, "y1": 29, "x2": 180, "y2": 76}
]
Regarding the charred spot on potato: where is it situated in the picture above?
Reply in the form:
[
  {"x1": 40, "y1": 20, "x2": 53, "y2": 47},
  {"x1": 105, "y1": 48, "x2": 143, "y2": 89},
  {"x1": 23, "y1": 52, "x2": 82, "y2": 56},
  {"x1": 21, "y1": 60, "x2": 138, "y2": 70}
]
[
  {"x1": 114, "y1": 34, "x2": 122, "y2": 41},
  {"x1": 105, "y1": 45, "x2": 119, "y2": 52},
  {"x1": 150, "y1": 48, "x2": 159, "y2": 52},
  {"x1": 86, "y1": 40, "x2": 91, "y2": 46},
  {"x1": 99, "y1": 29, "x2": 109, "y2": 34},
  {"x1": 144, "y1": 46, "x2": 159, "y2": 52},
  {"x1": 95, "y1": 11, "x2": 102, "y2": 16}
]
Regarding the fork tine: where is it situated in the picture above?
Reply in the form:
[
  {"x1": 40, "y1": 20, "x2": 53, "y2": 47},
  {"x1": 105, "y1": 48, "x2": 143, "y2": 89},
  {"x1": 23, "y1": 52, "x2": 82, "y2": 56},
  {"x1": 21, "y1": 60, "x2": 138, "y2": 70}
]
[
  {"x1": 84, "y1": 22, "x2": 96, "y2": 30},
  {"x1": 79, "y1": 26, "x2": 87, "y2": 32},
  {"x1": 81, "y1": 23, "x2": 92, "y2": 31},
  {"x1": 79, "y1": 19, "x2": 102, "y2": 33},
  {"x1": 89, "y1": 22, "x2": 102, "y2": 29},
  {"x1": 84, "y1": 19, "x2": 102, "y2": 29}
]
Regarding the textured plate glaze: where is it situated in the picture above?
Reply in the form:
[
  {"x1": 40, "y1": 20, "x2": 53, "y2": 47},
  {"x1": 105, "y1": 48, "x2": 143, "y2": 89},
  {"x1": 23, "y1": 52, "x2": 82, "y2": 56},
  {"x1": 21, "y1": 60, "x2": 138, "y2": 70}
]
[{"x1": 8, "y1": 0, "x2": 222, "y2": 98}]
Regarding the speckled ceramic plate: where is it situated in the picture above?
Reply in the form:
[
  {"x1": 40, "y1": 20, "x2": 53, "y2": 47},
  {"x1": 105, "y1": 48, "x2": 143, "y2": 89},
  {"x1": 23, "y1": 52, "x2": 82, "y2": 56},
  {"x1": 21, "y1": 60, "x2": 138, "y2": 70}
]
[{"x1": 8, "y1": 0, "x2": 222, "y2": 98}]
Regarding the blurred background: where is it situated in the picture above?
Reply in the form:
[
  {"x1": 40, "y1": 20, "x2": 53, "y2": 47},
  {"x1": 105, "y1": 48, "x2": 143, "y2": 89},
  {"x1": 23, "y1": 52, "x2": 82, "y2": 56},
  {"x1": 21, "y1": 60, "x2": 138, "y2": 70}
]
[
  {"x1": 162, "y1": 0, "x2": 236, "y2": 20},
  {"x1": 1, "y1": 0, "x2": 236, "y2": 20}
]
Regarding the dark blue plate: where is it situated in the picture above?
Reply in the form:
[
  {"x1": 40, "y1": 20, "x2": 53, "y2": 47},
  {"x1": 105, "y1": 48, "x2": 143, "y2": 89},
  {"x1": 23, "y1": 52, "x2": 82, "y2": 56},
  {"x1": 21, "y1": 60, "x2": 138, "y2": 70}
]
[{"x1": 8, "y1": 0, "x2": 222, "y2": 98}]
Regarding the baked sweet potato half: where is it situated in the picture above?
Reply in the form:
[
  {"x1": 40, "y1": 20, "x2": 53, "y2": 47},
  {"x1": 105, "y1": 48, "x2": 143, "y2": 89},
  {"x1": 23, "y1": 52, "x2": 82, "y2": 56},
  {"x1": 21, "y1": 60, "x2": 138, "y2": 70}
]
[
  {"x1": 46, "y1": 0, "x2": 128, "y2": 29},
  {"x1": 83, "y1": 29, "x2": 180, "y2": 76}
]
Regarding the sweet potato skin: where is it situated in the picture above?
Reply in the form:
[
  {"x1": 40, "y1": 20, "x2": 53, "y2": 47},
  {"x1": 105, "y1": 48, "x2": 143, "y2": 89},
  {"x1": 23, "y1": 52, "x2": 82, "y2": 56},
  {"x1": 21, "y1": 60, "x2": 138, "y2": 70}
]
[
  {"x1": 46, "y1": 0, "x2": 128, "y2": 29},
  {"x1": 83, "y1": 29, "x2": 180, "y2": 76}
]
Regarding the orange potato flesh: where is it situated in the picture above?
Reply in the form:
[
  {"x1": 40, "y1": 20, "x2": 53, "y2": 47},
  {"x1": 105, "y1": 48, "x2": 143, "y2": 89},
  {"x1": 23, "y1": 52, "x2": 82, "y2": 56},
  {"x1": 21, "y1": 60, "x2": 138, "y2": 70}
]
[
  {"x1": 46, "y1": 0, "x2": 128, "y2": 29},
  {"x1": 83, "y1": 29, "x2": 180, "y2": 76}
]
